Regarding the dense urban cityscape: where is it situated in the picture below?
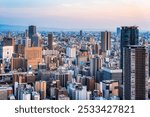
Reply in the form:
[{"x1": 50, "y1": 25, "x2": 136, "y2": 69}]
[{"x1": 0, "y1": 25, "x2": 150, "y2": 100}]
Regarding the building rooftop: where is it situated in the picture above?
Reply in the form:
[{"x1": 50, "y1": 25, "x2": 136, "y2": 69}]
[
  {"x1": 102, "y1": 67, "x2": 122, "y2": 73},
  {"x1": 102, "y1": 80, "x2": 119, "y2": 84}
]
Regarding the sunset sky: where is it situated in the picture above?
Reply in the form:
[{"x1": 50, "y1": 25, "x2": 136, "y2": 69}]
[{"x1": 0, "y1": 0, "x2": 150, "y2": 30}]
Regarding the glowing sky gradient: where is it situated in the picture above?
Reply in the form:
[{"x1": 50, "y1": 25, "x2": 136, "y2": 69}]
[{"x1": 0, "y1": 0, "x2": 150, "y2": 30}]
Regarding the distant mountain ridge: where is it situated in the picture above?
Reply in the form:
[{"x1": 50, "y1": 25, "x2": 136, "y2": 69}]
[
  {"x1": 0, "y1": 24, "x2": 79, "y2": 32},
  {"x1": 0, "y1": 24, "x2": 26, "y2": 32},
  {"x1": 0, "y1": 24, "x2": 106, "y2": 32}
]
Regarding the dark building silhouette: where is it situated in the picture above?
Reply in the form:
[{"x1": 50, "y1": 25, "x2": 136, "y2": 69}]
[
  {"x1": 29, "y1": 25, "x2": 36, "y2": 39},
  {"x1": 92, "y1": 43, "x2": 100, "y2": 55},
  {"x1": 48, "y1": 33, "x2": 53, "y2": 50},
  {"x1": 116, "y1": 27, "x2": 121, "y2": 36},
  {"x1": 28, "y1": 25, "x2": 36, "y2": 46},
  {"x1": 123, "y1": 45, "x2": 149, "y2": 100},
  {"x1": 120, "y1": 26, "x2": 139, "y2": 69},
  {"x1": 101, "y1": 31, "x2": 111, "y2": 52},
  {"x1": 80, "y1": 30, "x2": 83, "y2": 39}
]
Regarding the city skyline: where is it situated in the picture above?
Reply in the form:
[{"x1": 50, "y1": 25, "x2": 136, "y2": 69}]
[
  {"x1": 1, "y1": 0, "x2": 150, "y2": 30},
  {"x1": 0, "y1": 24, "x2": 150, "y2": 100},
  {"x1": 0, "y1": 1, "x2": 150, "y2": 101}
]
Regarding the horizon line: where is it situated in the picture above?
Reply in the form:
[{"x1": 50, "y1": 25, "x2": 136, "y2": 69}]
[{"x1": 0, "y1": 23, "x2": 149, "y2": 32}]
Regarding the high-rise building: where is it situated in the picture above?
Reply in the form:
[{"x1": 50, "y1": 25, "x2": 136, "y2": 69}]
[
  {"x1": 32, "y1": 33, "x2": 41, "y2": 47},
  {"x1": 28, "y1": 25, "x2": 36, "y2": 39},
  {"x1": 24, "y1": 47, "x2": 42, "y2": 69},
  {"x1": 86, "y1": 76, "x2": 95, "y2": 91},
  {"x1": 14, "y1": 44, "x2": 25, "y2": 56},
  {"x1": 123, "y1": 45, "x2": 149, "y2": 100},
  {"x1": 0, "y1": 46, "x2": 14, "y2": 60},
  {"x1": 101, "y1": 31, "x2": 111, "y2": 52},
  {"x1": 48, "y1": 33, "x2": 53, "y2": 50},
  {"x1": 3, "y1": 37, "x2": 15, "y2": 46},
  {"x1": 28, "y1": 25, "x2": 36, "y2": 46},
  {"x1": 13, "y1": 74, "x2": 26, "y2": 84},
  {"x1": 0, "y1": 63, "x2": 3, "y2": 74},
  {"x1": 92, "y1": 43, "x2": 100, "y2": 55},
  {"x1": 116, "y1": 27, "x2": 121, "y2": 36},
  {"x1": 7, "y1": 32, "x2": 11, "y2": 38},
  {"x1": 56, "y1": 72, "x2": 72, "y2": 88},
  {"x1": 0, "y1": 37, "x2": 14, "y2": 60},
  {"x1": 35, "y1": 81, "x2": 47, "y2": 99},
  {"x1": 66, "y1": 47, "x2": 76, "y2": 58},
  {"x1": 75, "y1": 86, "x2": 87, "y2": 100},
  {"x1": 102, "y1": 67, "x2": 122, "y2": 84},
  {"x1": 11, "y1": 58, "x2": 27, "y2": 72},
  {"x1": 90, "y1": 56, "x2": 103, "y2": 81},
  {"x1": 26, "y1": 37, "x2": 31, "y2": 47},
  {"x1": 148, "y1": 46, "x2": 150, "y2": 77},
  {"x1": 120, "y1": 26, "x2": 139, "y2": 69},
  {"x1": 25, "y1": 29, "x2": 28, "y2": 37},
  {"x1": 80, "y1": 30, "x2": 83, "y2": 38},
  {"x1": 102, "y1": 80, "x2": 119, "y2": 99}
]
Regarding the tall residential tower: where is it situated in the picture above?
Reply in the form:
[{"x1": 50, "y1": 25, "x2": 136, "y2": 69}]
[
  {"x1": 48, "y1": 33, "x2": 53, "y2": 50},
  {"x1": 123, "y1": 45, "x2": 149, "y2": 100},
  {"x1": 101, "y1": 31, "x2": 111, "y2": 52},
  {"x1": 120, "y1": 26, "x2": 139, "y2": 69}
]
